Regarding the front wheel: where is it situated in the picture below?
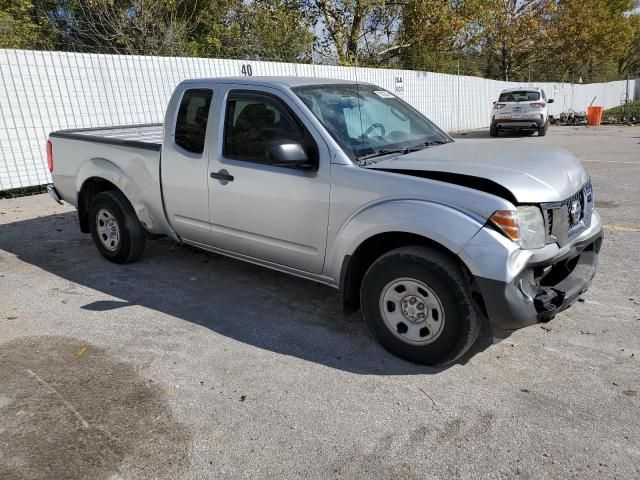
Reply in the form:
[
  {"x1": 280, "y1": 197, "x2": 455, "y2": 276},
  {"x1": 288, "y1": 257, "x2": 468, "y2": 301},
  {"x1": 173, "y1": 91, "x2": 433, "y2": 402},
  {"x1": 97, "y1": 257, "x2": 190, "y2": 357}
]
[
  {"x1": 360, "y1": 246, "x2": 480, "y2": 366},
  {"x1": 89, "y1": 190, "x2": 146, "y2": 264}
]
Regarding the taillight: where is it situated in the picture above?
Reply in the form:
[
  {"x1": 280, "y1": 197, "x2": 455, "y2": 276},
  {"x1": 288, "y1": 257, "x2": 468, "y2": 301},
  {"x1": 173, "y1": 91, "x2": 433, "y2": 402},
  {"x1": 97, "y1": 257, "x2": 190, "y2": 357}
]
[
  {"x1": 530, "y1": 102, "x2": 546, "y2": 108},
  {"x1": 46, "y1": 140, "x2": 53, "y2": 173},
  {"x1": 493, "y1": 103, "x2": 507, "y2": 110}
]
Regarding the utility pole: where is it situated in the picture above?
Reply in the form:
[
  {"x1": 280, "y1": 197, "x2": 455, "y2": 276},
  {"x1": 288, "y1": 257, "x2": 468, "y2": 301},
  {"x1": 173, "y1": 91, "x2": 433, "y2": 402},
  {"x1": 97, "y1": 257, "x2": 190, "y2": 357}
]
[
  {"x1": 457, "y1": 58, "x2": 461, "y2": 132},
  {"x1": 625, "y1": 74, "x2": 630, "y2": 118}
]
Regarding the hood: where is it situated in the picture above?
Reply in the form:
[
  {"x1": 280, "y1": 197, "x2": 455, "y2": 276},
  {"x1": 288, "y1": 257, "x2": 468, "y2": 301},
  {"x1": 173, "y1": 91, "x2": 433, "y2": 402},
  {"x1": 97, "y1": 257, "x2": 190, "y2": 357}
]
[{"x1": 363, "y1": 140, "x2": 588, "y2": 203}]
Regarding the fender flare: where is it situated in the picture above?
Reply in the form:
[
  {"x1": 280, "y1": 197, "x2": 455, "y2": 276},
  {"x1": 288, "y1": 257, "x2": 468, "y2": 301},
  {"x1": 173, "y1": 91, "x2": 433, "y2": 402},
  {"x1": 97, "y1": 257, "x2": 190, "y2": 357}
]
[
  {"x1": 75, "y1": 158, "x2": 154, "y2": 231},
  {"x1": 326, "y1": 199, "x2": 486, "y2": 287}
]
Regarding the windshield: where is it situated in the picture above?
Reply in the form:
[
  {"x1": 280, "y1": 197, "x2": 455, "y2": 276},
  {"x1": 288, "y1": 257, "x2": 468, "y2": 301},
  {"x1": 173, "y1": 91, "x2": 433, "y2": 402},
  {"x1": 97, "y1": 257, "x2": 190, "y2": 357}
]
[
  {"x1": 498, "y1": 91, "x2": 540, "y2": 102},
  {"x1": 293, "y1": 84, "x2": 451, "y2": 161}
]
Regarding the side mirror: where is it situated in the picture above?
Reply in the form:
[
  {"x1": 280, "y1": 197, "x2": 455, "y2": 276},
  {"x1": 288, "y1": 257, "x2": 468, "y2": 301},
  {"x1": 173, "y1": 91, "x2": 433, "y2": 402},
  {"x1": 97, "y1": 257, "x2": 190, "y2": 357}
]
[
  {"x1": 547, "y1": 99, "x2": 554, "y2": 104},
  {"x1": 492, "y1": 101, "x2": 497, "y2": 105},
  {"x1": 267, "y1": 140, "x2": 316, "y2": 171}
]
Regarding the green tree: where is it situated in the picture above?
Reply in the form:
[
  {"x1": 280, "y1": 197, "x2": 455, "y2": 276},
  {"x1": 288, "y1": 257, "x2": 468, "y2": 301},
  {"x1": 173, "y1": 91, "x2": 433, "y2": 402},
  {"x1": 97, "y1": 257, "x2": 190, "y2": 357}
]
[
  {"x1": 36, "y1": 0, "x2": 313, "y2": 61},
  {"x1": 216, "y1": 0, "x2": 315, "y2": 62},
  {"x1": 619, "y1": 14, "x2": 640, "y2": 77},
  {"x1": 48, "y1": 0, "x2": 202, "y2": 55},
  {"x1": 181, "y1": 0, "x2": 244, "y2": 57},
  {"x1": 550, "y1": 0, "x2": 636, "y2": 82},
  {"x1": 399, "y1": 0, "x2": 486, "y2": 74},
  {"x1": 301, "y1": 0, "x2": 398, "y2": 65},
  {"x1": 0, "y1": 0, "x2": 37, "y2": 48},
  {"x1": 477, "y1": 0, "x2": 556, "y2": 81},
  {"x1": 0, "y1": 0, "x2": 59, "y2": 49}
]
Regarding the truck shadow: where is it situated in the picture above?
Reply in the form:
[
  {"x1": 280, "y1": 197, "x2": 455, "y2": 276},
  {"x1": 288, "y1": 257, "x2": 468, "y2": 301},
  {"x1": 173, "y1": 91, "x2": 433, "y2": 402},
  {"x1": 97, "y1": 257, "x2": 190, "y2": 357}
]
[{"x1": 0, "y1": 212, "x2": 492, "y2": 375}]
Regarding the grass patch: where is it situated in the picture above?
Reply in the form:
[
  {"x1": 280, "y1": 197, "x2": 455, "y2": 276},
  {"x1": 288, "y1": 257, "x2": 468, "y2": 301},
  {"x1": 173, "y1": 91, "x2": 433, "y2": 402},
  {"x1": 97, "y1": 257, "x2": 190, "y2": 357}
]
[
  {"x1": 0, "y1": 185, "x2": 47, "y2": 200},
  {"x1": 603, "y1": 100, "x2": 640, "y2": 118}
]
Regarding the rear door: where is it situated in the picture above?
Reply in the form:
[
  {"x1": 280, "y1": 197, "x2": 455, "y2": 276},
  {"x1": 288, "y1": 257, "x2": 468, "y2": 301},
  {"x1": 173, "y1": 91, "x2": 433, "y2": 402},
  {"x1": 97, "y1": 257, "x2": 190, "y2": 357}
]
[
  {"x1": 205, "y1": 85, "x2": 331, "y2": 274},
  {"x1": 161, "y1": 83, "x2": 216, "y2": 244}
]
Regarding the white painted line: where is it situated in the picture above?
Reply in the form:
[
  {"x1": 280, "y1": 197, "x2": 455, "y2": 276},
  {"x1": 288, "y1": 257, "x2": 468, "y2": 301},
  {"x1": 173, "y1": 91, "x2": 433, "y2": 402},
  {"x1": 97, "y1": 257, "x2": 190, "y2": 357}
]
[
  {"x1": 582, "y1": 160, "x2": 640, "y2": 165},
  {"x1": 26, "y1": 368, "x2": 89, "y2": 429},
  {"x1": 603, "y1": 224, "x2": 640, "y2": 233}
]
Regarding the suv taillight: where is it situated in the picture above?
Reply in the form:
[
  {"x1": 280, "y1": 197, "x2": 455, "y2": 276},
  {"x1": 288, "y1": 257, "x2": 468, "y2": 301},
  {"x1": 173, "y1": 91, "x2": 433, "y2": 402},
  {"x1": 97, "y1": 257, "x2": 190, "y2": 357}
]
[
  {"x1": 493, "y1": 103, "x2": 506, "y2": 109},
  {"x1": 46, "y1": 140, "x2": 53, "y2": 173},
  {"x1": 530, "y1": 102, "x2": 546, "y2": 108}
]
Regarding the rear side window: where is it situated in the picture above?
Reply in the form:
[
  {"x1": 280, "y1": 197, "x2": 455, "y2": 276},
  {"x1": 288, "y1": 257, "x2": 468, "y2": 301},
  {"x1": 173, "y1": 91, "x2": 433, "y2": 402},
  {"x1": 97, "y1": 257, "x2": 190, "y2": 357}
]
[
  {"x1": 175, "y1": 89, "x2": 213, "y2": 154},
  {"x1": 499, "y1": 91, "x2": 540, "y2": 102}
]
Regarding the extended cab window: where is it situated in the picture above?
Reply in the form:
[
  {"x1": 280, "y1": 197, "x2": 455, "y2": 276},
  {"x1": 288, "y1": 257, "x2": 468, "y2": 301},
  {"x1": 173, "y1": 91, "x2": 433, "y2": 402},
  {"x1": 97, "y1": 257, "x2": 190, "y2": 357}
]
[
  {"x1": 223, "y1": 92, "x2": 305, "y2": 163},
  {"x1": 175, "y1": 88, "x2": 213, "y2": 154}
]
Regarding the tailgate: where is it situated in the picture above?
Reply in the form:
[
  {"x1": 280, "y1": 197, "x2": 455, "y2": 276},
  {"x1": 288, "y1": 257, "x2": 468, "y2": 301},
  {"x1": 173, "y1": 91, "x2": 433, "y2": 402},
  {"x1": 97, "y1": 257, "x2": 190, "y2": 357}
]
[{"x1": 497, "y1": 102, "x2": 540, "y2": 120}]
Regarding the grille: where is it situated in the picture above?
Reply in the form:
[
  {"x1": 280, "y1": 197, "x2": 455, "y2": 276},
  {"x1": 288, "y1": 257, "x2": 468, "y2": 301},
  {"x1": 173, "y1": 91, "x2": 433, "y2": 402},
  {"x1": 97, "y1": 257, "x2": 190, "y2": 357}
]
[
  {"x1": 564, "y1": 190, "x2": 585, "y2": 230},
  {"x1": 542, "y1": 182, "x2": 591, "y2": 247}
]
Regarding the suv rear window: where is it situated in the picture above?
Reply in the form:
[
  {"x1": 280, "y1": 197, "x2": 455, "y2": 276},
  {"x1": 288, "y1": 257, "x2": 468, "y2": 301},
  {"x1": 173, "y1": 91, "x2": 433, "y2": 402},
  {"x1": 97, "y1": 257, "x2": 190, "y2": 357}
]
[
  {"x1": 175, "y1": 88, "x2": 213, "y2": 154},
  {"x1": 499, "y1": 91, "x2": 540, "y2": 102}
]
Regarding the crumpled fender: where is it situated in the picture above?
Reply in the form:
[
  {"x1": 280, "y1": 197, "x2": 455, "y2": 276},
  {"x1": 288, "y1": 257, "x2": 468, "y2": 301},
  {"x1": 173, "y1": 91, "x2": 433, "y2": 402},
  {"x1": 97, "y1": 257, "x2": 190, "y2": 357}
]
[{"x1": 325, "y1": 199, "x2": 486, "y2": 282}]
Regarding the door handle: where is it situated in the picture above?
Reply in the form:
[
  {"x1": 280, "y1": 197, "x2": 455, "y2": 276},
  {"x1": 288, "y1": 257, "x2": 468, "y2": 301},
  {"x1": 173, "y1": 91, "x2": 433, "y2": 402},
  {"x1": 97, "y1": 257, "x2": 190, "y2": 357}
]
[{"x1": 210, "y1": 169, "x2": 234, "y2": 183}]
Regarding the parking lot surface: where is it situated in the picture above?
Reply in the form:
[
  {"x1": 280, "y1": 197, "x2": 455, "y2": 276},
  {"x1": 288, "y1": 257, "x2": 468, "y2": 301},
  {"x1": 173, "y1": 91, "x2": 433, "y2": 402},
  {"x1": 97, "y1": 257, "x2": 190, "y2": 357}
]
[{"x1": 1, "y1": 125, "x2": 639, "y2": 479}]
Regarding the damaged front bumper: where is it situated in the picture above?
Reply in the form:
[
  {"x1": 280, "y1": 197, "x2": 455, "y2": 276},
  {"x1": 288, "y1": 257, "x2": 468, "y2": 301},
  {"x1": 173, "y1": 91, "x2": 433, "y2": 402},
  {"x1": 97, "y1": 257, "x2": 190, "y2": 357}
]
[{"x1": 474, "y1": 227, "x2": 603, "y2": 339}]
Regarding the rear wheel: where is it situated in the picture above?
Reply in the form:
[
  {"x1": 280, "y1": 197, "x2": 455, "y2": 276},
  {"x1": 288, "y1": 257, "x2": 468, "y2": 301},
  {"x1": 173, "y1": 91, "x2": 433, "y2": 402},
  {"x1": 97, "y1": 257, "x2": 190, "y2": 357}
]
[
  {"x1": 538, "y1": 122, "x2": 548, "y2": 136},
  {"x1": 89, "y1": 190, "x2": 146, "y2": 264},
  {"x1": 489, "y1": 125, "x2": 498, "y2": 137},
  {"x1": 360, "y1": 246, "x2": 480, "y2": 366}
]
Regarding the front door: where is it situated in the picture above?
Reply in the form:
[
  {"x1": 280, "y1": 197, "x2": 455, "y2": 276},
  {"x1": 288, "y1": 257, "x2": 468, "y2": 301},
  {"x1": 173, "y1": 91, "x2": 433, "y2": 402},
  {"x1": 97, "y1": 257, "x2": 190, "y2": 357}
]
[{"x1": 206, "y1": 87, "x2": 330, "y2": 274}]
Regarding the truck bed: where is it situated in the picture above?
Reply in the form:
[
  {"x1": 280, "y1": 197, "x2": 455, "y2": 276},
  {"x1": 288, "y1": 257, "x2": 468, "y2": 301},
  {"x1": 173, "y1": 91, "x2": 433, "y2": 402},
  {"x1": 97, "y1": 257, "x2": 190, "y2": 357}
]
[
  {"x1": 48, "y1": 122, "x2": 168, "y2": 235},
  {"x1": 49, "y1": 123, "x2": 163, "y2": 151}
]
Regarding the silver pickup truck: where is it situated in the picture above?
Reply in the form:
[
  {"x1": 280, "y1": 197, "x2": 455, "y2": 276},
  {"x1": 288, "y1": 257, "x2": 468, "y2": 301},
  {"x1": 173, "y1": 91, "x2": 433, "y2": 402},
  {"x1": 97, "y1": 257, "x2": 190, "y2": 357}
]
[{"x1": 47, "y1": 77, "x2": 603, "y2": 365}]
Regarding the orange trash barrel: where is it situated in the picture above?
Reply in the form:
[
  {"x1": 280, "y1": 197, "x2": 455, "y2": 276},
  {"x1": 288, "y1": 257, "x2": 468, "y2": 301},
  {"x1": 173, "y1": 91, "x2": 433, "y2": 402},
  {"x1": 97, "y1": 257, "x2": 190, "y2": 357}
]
[{"x1": 587, "y1": 106, "x2": 604, "y2": 126}]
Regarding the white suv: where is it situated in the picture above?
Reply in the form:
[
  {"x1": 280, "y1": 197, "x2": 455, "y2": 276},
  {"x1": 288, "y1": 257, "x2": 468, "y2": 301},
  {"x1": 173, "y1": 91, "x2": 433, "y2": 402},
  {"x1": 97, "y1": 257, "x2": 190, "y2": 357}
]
[{"x1": 491, "y1": 87, "x2": 554, "y2": 137}]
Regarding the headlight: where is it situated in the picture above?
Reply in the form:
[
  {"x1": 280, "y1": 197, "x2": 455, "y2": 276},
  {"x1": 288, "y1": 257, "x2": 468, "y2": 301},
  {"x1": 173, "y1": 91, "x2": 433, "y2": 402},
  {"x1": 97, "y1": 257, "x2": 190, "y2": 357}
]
[
  {"x1": 585, "y1": 177, "x2": 594, "y2": 204},
  {"x1": 490, "y1": 206, "x2": 546, "y2": 249},
  {"x1": 517, "y1": 206, "x2": 546, "y2": 249}
]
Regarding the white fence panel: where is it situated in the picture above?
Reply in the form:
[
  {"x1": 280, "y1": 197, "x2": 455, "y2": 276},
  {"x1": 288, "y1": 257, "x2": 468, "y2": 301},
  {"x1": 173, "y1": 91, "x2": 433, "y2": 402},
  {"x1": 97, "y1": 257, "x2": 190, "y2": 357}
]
[{"x1": 0, "y1": 49, "x2": 636, "y2": 190}]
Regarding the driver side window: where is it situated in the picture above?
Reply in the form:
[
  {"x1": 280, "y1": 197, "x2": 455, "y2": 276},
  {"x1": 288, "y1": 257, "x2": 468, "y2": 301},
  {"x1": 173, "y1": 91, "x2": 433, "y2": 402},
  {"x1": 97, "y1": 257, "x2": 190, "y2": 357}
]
[{"x1": 223, "y1": 92, "x2": 305, "y2": 164}]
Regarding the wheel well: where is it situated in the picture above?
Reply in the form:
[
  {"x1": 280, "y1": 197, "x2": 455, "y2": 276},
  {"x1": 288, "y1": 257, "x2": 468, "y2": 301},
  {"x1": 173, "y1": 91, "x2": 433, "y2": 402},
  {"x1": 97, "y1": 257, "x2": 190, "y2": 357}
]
[
  {"x1": 77, "y1": 177, "x2": 120, "y2": 233},
  {"x1": 340, "y1": 232, "x2": 468, "y2": 314}
]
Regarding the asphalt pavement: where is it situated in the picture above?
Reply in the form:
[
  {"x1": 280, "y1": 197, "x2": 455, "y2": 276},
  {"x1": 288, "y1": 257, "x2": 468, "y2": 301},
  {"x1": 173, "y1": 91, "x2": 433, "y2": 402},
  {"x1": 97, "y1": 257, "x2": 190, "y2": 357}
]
[{"x1": 1, "y1": 125, "x2": 639, "y2": 479}]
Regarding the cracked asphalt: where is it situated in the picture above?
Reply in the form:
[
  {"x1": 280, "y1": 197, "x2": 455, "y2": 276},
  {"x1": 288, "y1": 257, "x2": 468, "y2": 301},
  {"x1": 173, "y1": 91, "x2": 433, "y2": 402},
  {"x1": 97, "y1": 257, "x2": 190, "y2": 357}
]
[{"x1": 1, "y1": 125, "x2": 639, "y2": 479}]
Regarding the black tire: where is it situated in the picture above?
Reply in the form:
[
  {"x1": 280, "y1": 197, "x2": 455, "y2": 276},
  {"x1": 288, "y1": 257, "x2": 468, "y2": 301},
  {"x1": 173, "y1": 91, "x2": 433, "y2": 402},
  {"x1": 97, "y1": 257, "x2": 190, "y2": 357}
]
[
  {"x1": 538, "y1": 122, "x2": 548, "y2": 136},
  {"x1": 489, "y1": 125, "x2": 498, "y2": 137},
  {"x1": 88, "y1": 190, "x2": 146, "y2": 264},
  {"x1": 360, "y1": 246, "x2": 480, "y2": 366}
]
